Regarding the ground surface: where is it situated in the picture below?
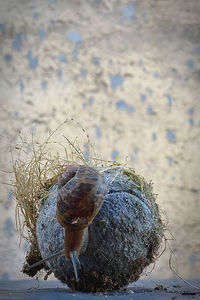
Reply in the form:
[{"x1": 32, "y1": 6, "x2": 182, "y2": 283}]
[
  {"x1": 0, "y1": 279, "x2": 200, "y2": 300},
  {"x1": 0, "y1": 0, "x2": 200, "y2": 283}
]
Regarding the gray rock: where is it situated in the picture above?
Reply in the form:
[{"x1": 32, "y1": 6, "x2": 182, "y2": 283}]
[{"x1": 36, "y1": 169, "x2": 163, "y2": 292}]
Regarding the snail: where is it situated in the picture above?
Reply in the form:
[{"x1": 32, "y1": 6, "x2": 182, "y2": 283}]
[{"x1": 26, "y1": 164, "x2": 107, "y2": 281}]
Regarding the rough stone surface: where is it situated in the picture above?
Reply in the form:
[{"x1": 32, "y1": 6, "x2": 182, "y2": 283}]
[{"x1": 36, "y1": 170, "x2": 163, "y2": 292}]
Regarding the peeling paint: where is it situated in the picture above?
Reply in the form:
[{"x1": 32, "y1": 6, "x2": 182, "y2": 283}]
[
  {"x1": 116, "y1": 99, "x2": 134, "y2": 113},
  {"x1": 12, "y1": 33, "x2": 22, "y2": 51},
  {"x1": 110, "y1": 74, "x2": 124, "y2": 90},
  {"x1": 67, "y1": 31, "x2": 82, "y2": 44}
]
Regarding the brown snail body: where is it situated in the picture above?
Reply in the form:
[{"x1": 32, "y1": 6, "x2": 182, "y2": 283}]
[
  {"x1": 56, "y1": 164, "x2": 107, "y2": 279},
  {"x1": 27, "y1": 164, "x2": 107, "y2": 280}
]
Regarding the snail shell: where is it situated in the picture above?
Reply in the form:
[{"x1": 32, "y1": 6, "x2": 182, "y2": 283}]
[{"x1": 56, "y1": 164, "x2": 107, "y2": 279}]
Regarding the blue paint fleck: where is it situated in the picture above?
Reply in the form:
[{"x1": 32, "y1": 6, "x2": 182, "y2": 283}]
[
  {"x1": 4, "y1": 53, "x2": 12, "y2": 63},
  {"x1": 143, "y1": 67, "x2": 147, "y2": 73},
  {"x1": 164, "y1": 94, "x2": 173, "y2": 107},
  {"x1": 131, "y1": 147, "x2": 139, "y2": 161},
  {"x1": 116, "y1": 99, "x2": 134, "y2": 113},
  {"x1": 0, "y1": 24, "x2": 5, "y2": 33},
  {"x1": 14, "y1": 111, "x2": 19, "y2": 117},
  {"x1": 167, "y1": 129, "x2": 176, "y2": 142},
  {"x1": 94, "y1": 0, "x2": 101, "y2": 4},
  {"x1": 168, "y1": 156, "x2": 173, "y2": 164},
  {"x1": 147, "y1": 104, "x2": 154, "y2": 115},
  {"x1": 64, "y1": 98, "x2": 68, "y2": 103},
  {"x1": 146, "y1": 87, "x2": 153, "y2": 95},
  {"x1": 93, "y1": 56, "x2": 100, "y2": 65},
  {"x1": 84, "y1": 143, "x2": 90, "y2": 158},
  {"x1": 49, "y1": 0, "x2": 57, "y2": 3},
  {"x1": 57, "y1": 68, "x2": 62, "y2": 80},
  {"x1": 38, "y1": 29, "x2": 47, "y2": 40},
  {"x1": 154, "y1": 72, "x2": 159, "y2": 78},
  {"x1": 188, "y1": 118, "x2": 194, "y2": 126},
  {"x1": 95, "y1": 125, "x2": 101, "y2": 140},
  {"x1": 138, "y1": 59, "x2": 143, "y2": 66},
  {"x1": 187, "y1": 59, "x2": 195, "y2": 69},
  {"x1": 120, "y1": 4, "x2": 136, "y2": 22},
  {"x1": 27, "y1": 48, "x2": 33, "y2": 60},
  {"x1": 20, "y1": 81, "x2": 24, "y2": 93},
  {"x1": 33, "y1": 12, "x2": 39, "y2": 19},
  {"x1": 109, "y1": 74, "x2": 124, "y2": 90},
  {"x1": 197, "y1": 47, "x2": 200, "y2": 56},
  {"x1": 12, "y1": 33, "x2": 22, "y2": 51},
  {"x1": 140, "y1": 94, "x2": 146, "y2": 102},
  {"x1": 27, "y1": 50, "x2": 38, "y2": 71},
  {"x1": 80, "y1": 69, "x2": 87, "y2": 78},
  {"x1": 67, "y1": 31, "x2": 82, "y2": 44},
  {"x1": 4, "y1": 218, "x2": 15, "y2": 238},
  {"x1": 112, "y1": 150, "x2": 119, "y2": 161},
  {"x1": 89, "y1": 96, "x2": 94, "y2": 105},
  {"x1": 72, "y1": 47, "x2": 78, "y2": 59},
  {"x1": 152, "y1": 133, "x2": 157, "y2": 141},
  {"x1": 41, "y1": 81, "x2": 47, "y2": 89},
  {"x1": 187, "y1": 108, "x2": 194, "y2": 115},
  {"x1": 189, "y1": 254, "x2": 196, "y2": 265},
  {"x1": 131, "y1": 147, "x2": 138, "y2": 161},
  {"x1": 58, "y1": 52, "x2": 67, "y2": 63}
]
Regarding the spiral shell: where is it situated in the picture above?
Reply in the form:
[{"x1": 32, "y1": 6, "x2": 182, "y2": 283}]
[{"x1": 56, "y1": 164, "x2": 107, "y2": 230}]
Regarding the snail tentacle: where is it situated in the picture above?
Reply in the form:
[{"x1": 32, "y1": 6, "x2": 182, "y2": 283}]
[
  {"x1": 26, "y1": 249, "x2": 65, "y2": 271},
  {"x1": 70, "y1": 250, "x2": 81, "y2": 282}
]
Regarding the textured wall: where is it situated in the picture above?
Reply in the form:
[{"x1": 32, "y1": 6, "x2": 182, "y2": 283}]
[{"x1": 0, "y1": 0, "x2": 200, "y2": 282}]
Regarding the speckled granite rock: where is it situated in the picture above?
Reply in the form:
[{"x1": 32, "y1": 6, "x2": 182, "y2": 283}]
[{"x1": 36, "y1": 169, "x2": 163, "y2": 292}]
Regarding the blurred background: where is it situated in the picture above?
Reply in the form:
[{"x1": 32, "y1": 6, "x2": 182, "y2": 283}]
[{"x1": 0, "y1": 0, "x2": 200, "y2": 283}]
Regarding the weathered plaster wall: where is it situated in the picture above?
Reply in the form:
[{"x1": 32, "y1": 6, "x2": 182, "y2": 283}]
[{"x1": 0, "y1": 0, "x2": 200, "y2": 282}]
